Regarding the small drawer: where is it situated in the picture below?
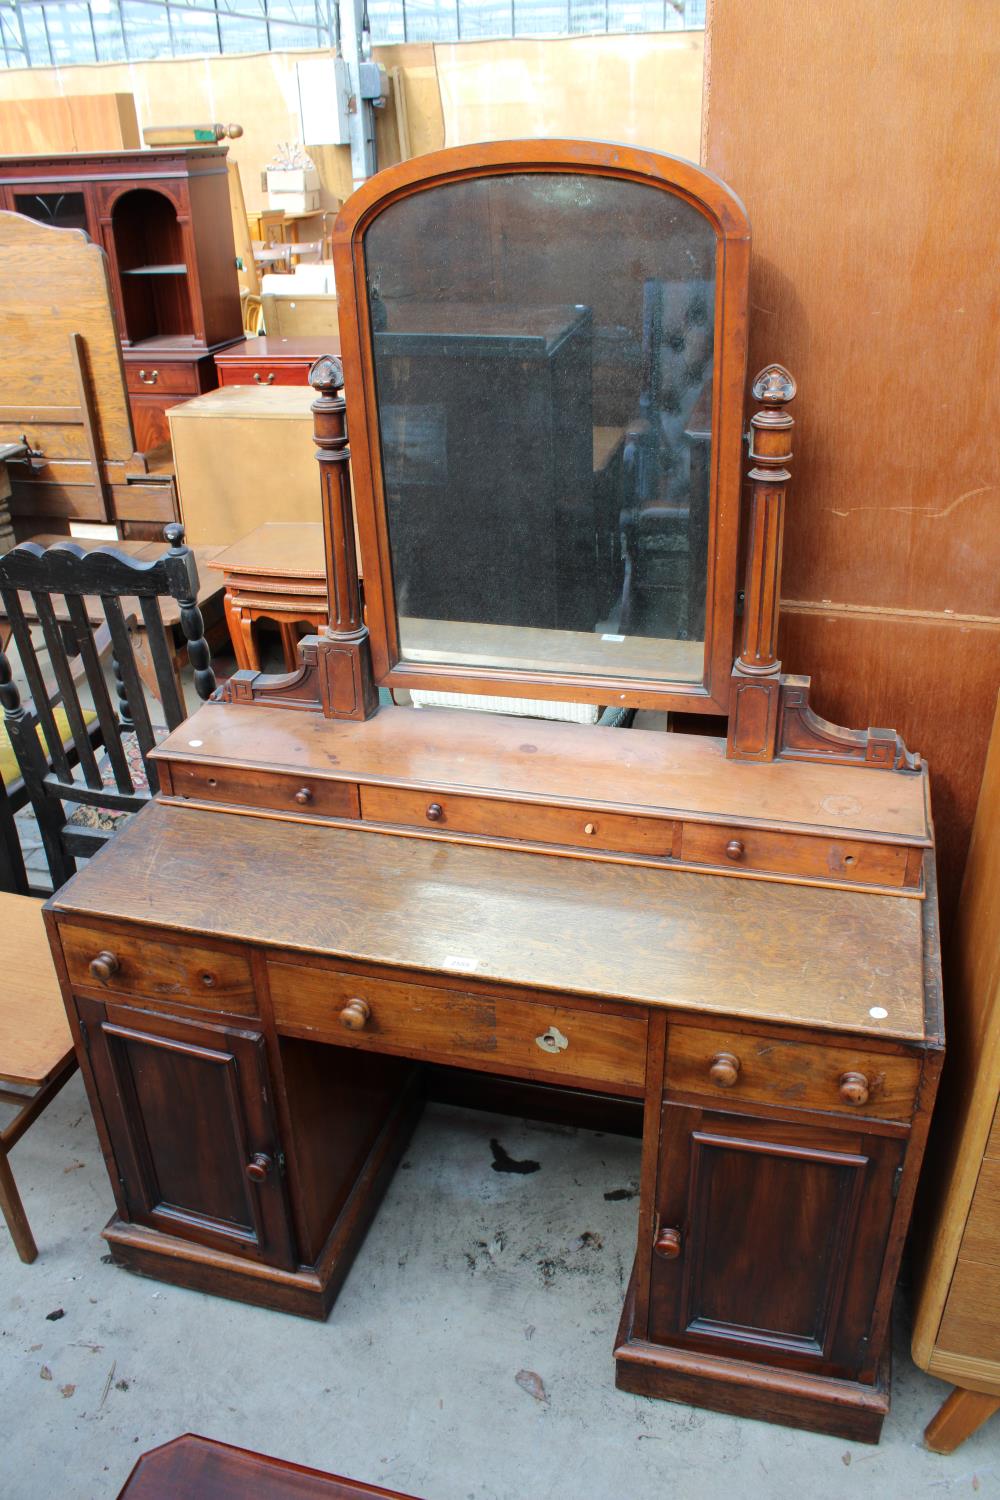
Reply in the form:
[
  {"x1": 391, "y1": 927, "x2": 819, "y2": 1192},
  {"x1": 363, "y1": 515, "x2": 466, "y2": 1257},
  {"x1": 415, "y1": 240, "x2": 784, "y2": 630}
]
[
  {"x1": 360, "y1": 785, "x2": 675, "y2": 858},
  {"x1": 164, "y1": 760, "x2": 360, "y2": 820},
  {"x1": 679, "y1": 822, "x2": 914, "y2": 888},
  {"x1": 59, "y1": 921, "x2": 256, "y2": 1016},
  {"x1": 665, "y1": 1022, "x2": 920, "y2": 1121},
  {"x1": 216, "y1": 363, "x2": 307, "y2": 387},
  {"x1": 124, "y1": 361, "x2": 200, "y2": 396},
  {"x1": 269, "y1": 961, "x2": 647, "y2": 1093}
]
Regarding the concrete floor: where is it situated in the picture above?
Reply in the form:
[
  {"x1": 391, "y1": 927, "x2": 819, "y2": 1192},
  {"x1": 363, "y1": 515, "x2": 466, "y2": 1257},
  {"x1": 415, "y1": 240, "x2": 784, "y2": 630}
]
[{"x1": 1, "y1": 1079, "x2": 998, "y2": 1499}]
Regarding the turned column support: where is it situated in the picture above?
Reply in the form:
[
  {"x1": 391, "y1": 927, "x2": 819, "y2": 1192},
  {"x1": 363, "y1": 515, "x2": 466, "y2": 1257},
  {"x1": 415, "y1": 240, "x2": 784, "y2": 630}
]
[
  {"x1": 737, "y1": 364, "x2": 796, "y2": 675},
  {"x1": 308, "y1": 354, "x2": 378, "y2": 721},
  {"x1": 728, "y1": 364, "x2": 796, "y2": 762}
]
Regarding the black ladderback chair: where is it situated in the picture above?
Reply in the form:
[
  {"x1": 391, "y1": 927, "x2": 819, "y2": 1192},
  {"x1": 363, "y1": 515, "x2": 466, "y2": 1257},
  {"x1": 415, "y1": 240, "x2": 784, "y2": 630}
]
[{"x1": 0, "y1": 523, "x2": 215, "y2": 889}]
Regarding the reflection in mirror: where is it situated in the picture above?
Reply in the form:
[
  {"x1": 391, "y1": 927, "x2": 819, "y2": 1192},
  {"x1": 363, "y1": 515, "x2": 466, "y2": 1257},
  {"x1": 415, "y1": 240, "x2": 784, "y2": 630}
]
[{"x1": 364, "y1": 172, "x2": 716, "y2": 683}]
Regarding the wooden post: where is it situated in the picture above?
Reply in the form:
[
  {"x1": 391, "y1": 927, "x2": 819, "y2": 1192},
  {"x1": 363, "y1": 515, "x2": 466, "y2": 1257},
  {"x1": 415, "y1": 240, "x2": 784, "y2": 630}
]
[
  {"x1": 309, "y1": 355, "x2": 379, "y2": 721},
  {"x1": 727, "y1": 364, "x2": 796, "y2": 761}
]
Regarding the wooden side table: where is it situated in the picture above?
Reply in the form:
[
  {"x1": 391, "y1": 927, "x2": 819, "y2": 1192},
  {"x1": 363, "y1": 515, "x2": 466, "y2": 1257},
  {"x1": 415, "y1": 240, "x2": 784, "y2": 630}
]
[
  {"x1": 209, "y1": 521, "x2": 327, "y2": 672},
  {"x1": 116, "y1": 1433, "x2": 420, "y2": 1498}
]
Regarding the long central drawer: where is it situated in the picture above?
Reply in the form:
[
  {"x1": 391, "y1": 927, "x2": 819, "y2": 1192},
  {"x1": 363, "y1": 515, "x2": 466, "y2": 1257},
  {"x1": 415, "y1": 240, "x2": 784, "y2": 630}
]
[{"x1": 267, "y1": 959, "x2": 648, "y2": 1094}]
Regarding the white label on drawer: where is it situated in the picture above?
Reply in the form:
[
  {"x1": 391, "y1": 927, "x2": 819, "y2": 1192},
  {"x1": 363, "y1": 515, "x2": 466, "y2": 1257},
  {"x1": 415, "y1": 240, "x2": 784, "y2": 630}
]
[
  {"x1": 443, "y1": 954, "x2": 479, "y2": 970},
  {"x1": 601, "y1": 633, "x2": 625, "y2": 643},
  {"x1": 869, "y1": 1006, "x2": 889, "y2": 1019}
]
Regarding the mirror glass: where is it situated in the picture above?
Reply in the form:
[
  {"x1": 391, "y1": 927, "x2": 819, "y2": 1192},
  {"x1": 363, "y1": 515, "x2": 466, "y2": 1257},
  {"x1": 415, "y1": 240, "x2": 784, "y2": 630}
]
[{"x1": 363, "y1": 171, "x2": 716, "y2": 683}]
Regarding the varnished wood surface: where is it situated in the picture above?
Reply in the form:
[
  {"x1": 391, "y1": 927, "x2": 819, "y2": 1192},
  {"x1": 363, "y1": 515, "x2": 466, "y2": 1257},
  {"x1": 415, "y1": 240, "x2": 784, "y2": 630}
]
[
  {"x1": 0, "y1": 894, "x2": 73, "y2": 1087},
  {"x1": 50, "y1": 800, "x2": 929, "y2": 1040},
  {"x1": 209, "y1": 523, "x2": 325, "y2": 580},
  {"x1": 60, "y1": 920, "x2": 256, "y2": 1016},
  {"x1": 268, "y1": 958, "x2": 648, "y2": 1093},
  {"x1": 155, "y1": 702, "x2": 932, "y2": 844},
  {"x1": 116, "y1": 1433, "x2": 419, "y2": 1498},
  {"x1": 665, "y1": 1020, "x2": 921, "y2": 1122}
]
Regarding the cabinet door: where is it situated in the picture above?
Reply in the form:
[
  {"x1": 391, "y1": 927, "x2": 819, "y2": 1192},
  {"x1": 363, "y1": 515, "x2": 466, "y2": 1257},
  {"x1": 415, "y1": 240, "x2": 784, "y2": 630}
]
[
  {"x1": 648, "y1": 1103, "x2": 903, "y2": 1379},
  {"x1": 78, "y1": 997, "x2": 295, "y2": 1270}
]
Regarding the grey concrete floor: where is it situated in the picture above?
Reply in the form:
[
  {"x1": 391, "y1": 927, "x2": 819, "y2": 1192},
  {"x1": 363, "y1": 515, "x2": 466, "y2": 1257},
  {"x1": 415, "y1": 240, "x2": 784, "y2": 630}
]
[{"x1": 1, "y1": 1079, "x2": 999, "y2": 1500}]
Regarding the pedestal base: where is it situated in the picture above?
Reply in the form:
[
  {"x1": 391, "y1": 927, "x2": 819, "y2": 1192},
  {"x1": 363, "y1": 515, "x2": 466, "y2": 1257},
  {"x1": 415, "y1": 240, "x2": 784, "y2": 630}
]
[{"x1": 613, "y1": 1270, "x2": 890, "y2": 1443}]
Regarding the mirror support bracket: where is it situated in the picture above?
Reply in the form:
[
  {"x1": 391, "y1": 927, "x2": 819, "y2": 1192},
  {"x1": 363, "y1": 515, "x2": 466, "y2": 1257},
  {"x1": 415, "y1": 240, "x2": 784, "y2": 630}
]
[{"x1": 727, "y1": 365, "x2": 920, "y2": 773}]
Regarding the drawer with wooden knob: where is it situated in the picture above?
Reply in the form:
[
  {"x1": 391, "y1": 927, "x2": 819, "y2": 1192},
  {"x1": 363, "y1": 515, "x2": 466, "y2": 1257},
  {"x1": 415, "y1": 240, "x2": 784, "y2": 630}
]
[
  {"x1": 57, "y1": 921, "x2": 256, "y2": 1015},
  {"x1": 267, "y1": 960, "x2": 648, "y2": 1093},
  {"x1": 677, "y1": 822, "x2": 917, "y2": 888},
  {"x1": 664, "y1": 1022, "x2": 921, "y2": 1121},
  {"x1": 159, "y1": 759, "x2": 361, "y2": 821},
  {"x1": 359, "y1": 784, "x2": 676, "y2": 859}
]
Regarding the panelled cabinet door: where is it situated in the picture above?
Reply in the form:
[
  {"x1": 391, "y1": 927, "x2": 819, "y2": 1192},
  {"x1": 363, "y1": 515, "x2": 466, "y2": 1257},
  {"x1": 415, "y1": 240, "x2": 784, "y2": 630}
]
[
  {"x1": 77, "y1": 997, "x2": 296, "y2": 1270},
  {"x1": 648, "y1": 1103, "x2": 904, "y2": 1379}
]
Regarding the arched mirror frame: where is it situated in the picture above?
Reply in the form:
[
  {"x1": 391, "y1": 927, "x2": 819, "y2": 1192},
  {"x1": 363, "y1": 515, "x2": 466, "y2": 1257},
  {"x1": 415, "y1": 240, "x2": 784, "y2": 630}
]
[{"x1": 332, "y1": 139, "x2": 751, "y2": 714}]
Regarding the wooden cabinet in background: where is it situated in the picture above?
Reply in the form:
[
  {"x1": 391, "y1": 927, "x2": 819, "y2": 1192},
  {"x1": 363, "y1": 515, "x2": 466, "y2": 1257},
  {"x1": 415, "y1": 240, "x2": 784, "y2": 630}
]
[{"x1": 0, "y1": 149, "x2": 244, "y2": 452}]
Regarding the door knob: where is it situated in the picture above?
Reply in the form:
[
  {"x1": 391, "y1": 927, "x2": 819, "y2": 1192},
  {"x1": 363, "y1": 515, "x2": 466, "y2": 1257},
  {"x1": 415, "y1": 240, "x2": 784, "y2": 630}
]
[
  {"x1": 725, "y1": 839, "x2": 745, "y2": 861},
  {"x1": 246, "y1": 1153, "x2": 272, "y2": 1182},
  {"x1": 426, "y1": 802, "x2": 444, "y2": 822},
  {"x1": 654, "y1": 1227, "x2": 682, "y2": 1259},
  {"x1": 339, "y1": 997, "x2": 371, "y2": 1031}
]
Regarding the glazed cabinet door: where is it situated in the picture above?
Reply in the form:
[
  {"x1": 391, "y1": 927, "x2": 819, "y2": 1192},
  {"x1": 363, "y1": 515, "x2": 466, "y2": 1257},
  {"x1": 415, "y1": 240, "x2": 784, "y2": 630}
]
[
  {"x1": 648, "y1": 1103, "x2": 903, "y2": 1379},
  {"x1": 77, "y1": 997, "x2": 295, "y2": 1270}
]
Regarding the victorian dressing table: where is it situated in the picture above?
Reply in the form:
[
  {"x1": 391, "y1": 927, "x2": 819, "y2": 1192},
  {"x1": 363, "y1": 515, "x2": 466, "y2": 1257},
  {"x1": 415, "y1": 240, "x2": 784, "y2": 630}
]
[{"x1": 41, "y1": 142, "x2": 942, "y2": 1443}]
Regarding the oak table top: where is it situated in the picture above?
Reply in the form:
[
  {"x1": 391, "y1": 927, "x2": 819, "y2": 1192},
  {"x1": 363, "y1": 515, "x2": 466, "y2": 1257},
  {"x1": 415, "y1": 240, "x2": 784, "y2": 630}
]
[{"x1": 50, "y1": 799, "x2": 931, "y2": 1042}]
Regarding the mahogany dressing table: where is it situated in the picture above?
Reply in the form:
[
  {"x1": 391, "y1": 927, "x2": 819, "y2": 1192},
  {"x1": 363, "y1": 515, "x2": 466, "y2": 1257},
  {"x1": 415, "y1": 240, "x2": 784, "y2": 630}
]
[{"x1": 41, "y1": 142, "x2": 942, "y2": 1444}]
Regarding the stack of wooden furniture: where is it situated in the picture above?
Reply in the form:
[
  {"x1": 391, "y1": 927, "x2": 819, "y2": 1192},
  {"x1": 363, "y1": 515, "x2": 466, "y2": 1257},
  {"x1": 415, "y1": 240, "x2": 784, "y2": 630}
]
[
  {"x1": 0, "y1": 148, "x2": 243, "y2": 454},
  {"x1": 0, "y1": 211, "x2": 180, "y2": 540},
  {"x1": 209, "y1": 522, "x2": 327, "y2": 672},
  {"x1": 912, "y1": 692, "x2": 1000, "y2": 1452},
  {"x1": 40, "y1": 141, "x2": 943, "y2": 1444}
]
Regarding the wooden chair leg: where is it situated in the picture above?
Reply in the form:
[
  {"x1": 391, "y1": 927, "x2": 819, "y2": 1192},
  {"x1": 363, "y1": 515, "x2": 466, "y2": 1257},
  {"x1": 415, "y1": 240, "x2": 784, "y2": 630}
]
[
  {"x1": 925, "y1": 1386, "x2": 1000, "y2": 1453},
  {"x1": 0, "y1": 1144, "x2": 37, "y2": 1263}
]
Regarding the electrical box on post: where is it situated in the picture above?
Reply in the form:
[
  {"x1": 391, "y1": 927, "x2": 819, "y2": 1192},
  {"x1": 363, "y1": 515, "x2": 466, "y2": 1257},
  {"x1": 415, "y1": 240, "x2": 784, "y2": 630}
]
[{"x1": 297, "y1": 56, "x2": 352, "y2": 147}]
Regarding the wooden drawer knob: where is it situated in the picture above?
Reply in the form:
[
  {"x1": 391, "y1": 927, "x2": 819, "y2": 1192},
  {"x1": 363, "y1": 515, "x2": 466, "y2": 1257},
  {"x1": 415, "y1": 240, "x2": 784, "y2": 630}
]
[
  {"x1": 584, "y1": 822, "x2": 596, "y2": 835},
  {"x1": 340, "y1": 997, "x2": 371, "y2": 1031},
  {"x1": 426, "y1": 802, "x2": 444, "y2": 822},
  {"x1": 89, "y1": 950, "x2": 120, "y2": 981},
  {"x1": 725, "y1": 839, "x2": 745, "y2": 861},
  {"x1": 245, "y1": 1153, "x2": 273, "y2": 1182},
  {"x1": 839, "y1": 1071, "x2": 870, "y2": 1106},
  {"x1": 709, "y1": 1051, "x2": 741, "y2": 1087},
  {"x1": 294, "y1": 787, "x2": 313, "y2": 805},
  {"x1": 654, "y1": 1227, "x2": 682, "y2": 1259}
]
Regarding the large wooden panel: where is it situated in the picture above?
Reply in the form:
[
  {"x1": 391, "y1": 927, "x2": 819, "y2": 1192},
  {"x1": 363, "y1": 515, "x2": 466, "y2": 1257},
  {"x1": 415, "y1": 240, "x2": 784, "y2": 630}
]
[{"x1": 704, "y1": 1, "x2": 1000, "y2": 917}]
